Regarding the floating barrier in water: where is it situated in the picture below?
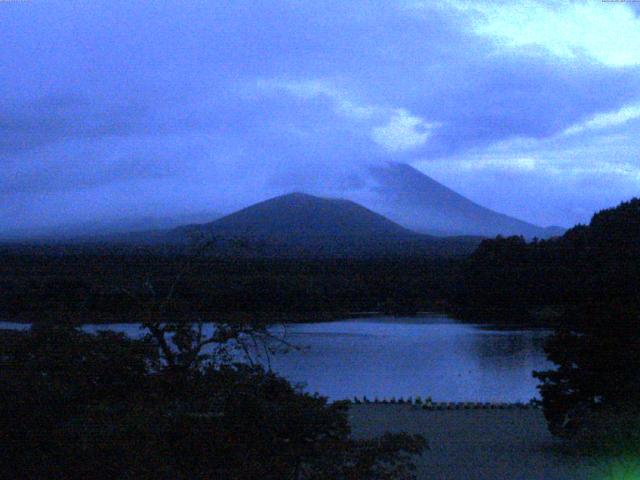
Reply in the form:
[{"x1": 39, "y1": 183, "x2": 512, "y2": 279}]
[{"x1": 345, "y1": 397, "x2": 541, "y2": 410}]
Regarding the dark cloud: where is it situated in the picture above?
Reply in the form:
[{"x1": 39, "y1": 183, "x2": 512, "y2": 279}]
[
  {"x1": 413, "y1": 55, "x2": 640, "y2": 158},
  {"x1": 0, "y1": 95, "x2": 149, "y2": 154},
  {"x1": 1, "y1": 0, "x2": 640, "y2": 232}
]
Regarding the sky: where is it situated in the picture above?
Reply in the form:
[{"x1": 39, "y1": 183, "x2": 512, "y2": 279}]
[{"x1": 2, "y1": 0, "x2": 640, "y2": 235}]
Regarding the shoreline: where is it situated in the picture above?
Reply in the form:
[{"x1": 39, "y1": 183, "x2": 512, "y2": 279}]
[{"x1": 0, "y1": 310, "x2": 558, "y2": 329}]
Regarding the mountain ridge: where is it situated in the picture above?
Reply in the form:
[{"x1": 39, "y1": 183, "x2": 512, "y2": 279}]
[
  {"x1": 365, "y1": 162, "x2": 564, "y2": 239},
  {"x1": 168, "y1": 192, "x2": 481, "y2": 258},
  {"x1": 1, "y1": 162, "x2": 564, "y2": 243},
  {"x1": 178, "y1": 192, "x2": 418, "y2": 239}
]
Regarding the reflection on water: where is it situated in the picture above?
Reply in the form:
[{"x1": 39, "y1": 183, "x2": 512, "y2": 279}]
[
  {"x1": 0, "y1": 316, "x2": 552, "y2": 402},
  {"x1": 266, "y1": 317, "x2": 552, "y2": 402}
]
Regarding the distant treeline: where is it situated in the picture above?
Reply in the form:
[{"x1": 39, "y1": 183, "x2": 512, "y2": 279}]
[
  {"x1": 453, "y1": 198, "x2": 640, "y2": 324},
  {"x1": 0, "y1": 251, "x2": 461, "y2": 323},
  {"x1": 4, "y1": 199, "x2": 637, "y2": 326}
]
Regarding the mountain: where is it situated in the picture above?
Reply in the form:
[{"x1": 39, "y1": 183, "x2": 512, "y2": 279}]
[
  {"x1": 364, "y1": 162, "x2": 564, "y2": 239},
  {"x1": 2, "y1": 162, "x2": 565, "y2": 243},
  {"x1": 171, "y1": 192, "x2": 480, "y2": 257},
  {"x1": 187, "y1": 192, "x2": 412, "y2": 238}
]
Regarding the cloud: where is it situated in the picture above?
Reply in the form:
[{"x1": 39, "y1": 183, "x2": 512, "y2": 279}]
[
  {"x1": 371, "y1": 109, "x2": 436, "y2": 152},
  {"x1": 0, "y1": 93, "x2": 226, "y2": 156},
  {"x1": 562, "y1": 102, "x2": 640, "y2": 136},
  {"x1": 0, "y1": 95, "x2": 147, "y2": 154},
  {"x1": 255, "y1": 79, "x2": 380, "y2": 121},
  {"x1": 2, "y1": 0, "x2": 640, "y2": 233},
  {"x1": 257, "y1": 78, "x2": 436, "y2": 152},
  {"x1": 425, "y1": 156, "x2": 537, "y2": 174},
  {"x1": 437, "y1": 0, "x2": 640, "y2": 67},
  {"x1": 415, "y1": 116, "x2": 640, "y2": 227}
]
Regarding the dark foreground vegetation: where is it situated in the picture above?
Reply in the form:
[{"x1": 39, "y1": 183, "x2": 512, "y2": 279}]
[
  {"x1": 457, "y1": 199, "x2": 640, "y2": 454},
  {"x1": 0, "y1": 320, "x2": 425, "y2": 479},
  {"x1": 3, "y1": 197, "x2": 640, "y2": 471}
]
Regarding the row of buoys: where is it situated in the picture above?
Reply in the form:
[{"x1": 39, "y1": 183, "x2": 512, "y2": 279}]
[
  {"x1": 347, "y1": 397, "x2": 540, "y2": 410},
  {"x1": 419, "y1": 402, "x2": 540, "y2": 410},
  {"x1": 348, "y1": 396, "x2": 432, "y2": 406}
]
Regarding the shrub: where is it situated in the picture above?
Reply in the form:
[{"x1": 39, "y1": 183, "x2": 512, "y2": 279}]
[
  {"x1": 533, "y1": 304, "x2": 640, "y2": 438},
  {"x1": 0, "y1": 324, "x2": 426, "y2": 479}
]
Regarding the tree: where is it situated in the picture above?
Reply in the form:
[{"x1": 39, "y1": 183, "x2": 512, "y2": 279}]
[
  {"x1": 533, "y1": 302, "x2": 640, "y2": 440},
  {"x1": 0, "y1": 323, "x2": 426, "y2": 479},
  {"x1": 0, "y1": 323, "x2": 157, "y2": 478},
  {"x1": 1, "y1": 237, "x2": 428, "y2": 480}
]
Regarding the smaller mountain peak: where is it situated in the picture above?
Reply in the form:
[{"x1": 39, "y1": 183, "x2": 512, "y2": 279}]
[
  {"x1": 179, "y1": 190, "x2": 414, "y2": 240},
  {"x1": 271, "y1": 191, "x2": 353, "y2": 206},
  {"x1": 280, "y1": 191, "x2": 317, "y2": 200}
]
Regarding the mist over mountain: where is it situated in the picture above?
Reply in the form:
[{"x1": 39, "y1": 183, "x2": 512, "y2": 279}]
[
  {"x1": 159, "y1": 162, "x2": 565, "y2": 241},
  {"x1": 2, "y1": 161, "x2": 564, "y2": 243},
  {"x1": 0, "y1": 211, "x2": 222, "y2": 242},
  {"x1": 358, "y1": 163, "x2": 564, "y2": 239}
]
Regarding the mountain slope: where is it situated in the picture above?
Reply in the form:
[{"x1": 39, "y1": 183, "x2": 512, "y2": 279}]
[
  {"x1": 172, "y1": 192, "x2": 480, "y2": 257},
  {"x1": 196, "y1": 192, "x2": 414, "y2": 238},
  {"x1": 366, "y1": 163, "x2": 563, "y2": 239}
]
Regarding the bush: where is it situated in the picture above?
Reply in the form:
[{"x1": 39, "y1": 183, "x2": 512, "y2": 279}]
[
  {"x1": 0, "y1": 324, "x2": 426, "y2": 479},
  {"x1": 533, "y1": 304, "x2": 640, "y2": 439}
]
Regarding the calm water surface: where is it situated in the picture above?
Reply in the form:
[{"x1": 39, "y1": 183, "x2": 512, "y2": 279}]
[{"x1": 0, "y1": 315, "x2": 552, "y2": 402}]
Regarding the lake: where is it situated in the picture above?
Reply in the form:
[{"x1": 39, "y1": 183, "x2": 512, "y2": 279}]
[{"x1": 0, "y1": 315, "x2": 552, "y2": 402}]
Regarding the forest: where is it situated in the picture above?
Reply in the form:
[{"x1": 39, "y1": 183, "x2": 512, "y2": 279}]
[
  {"x1": 455, "y1": 198, "x2": 640, "y2": 323},
  {"x1": 0, "y1": 252, "x2": 461, "y2": 324},
  {"x1": 456, "y1": 199, "x2": 640, "y2": 448},
  {"x1": 3, "y1": 199, "x2": 640, "y2": 328}
]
